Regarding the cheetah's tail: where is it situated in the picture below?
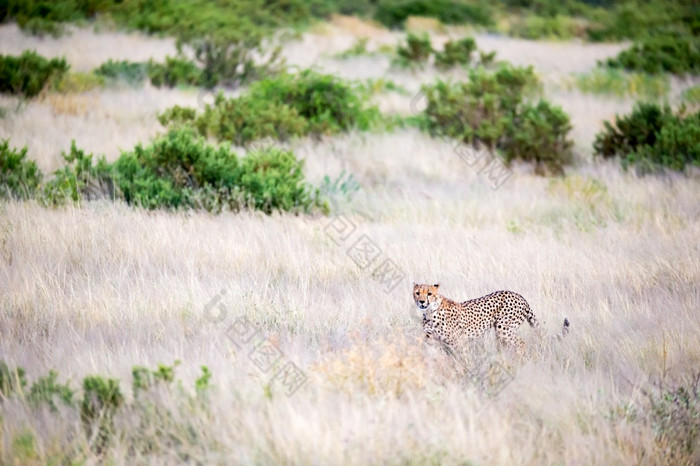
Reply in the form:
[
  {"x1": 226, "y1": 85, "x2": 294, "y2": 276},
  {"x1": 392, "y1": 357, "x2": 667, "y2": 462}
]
[{"x1": 561, "y1": 318, "x2": 570, "y2": 338}]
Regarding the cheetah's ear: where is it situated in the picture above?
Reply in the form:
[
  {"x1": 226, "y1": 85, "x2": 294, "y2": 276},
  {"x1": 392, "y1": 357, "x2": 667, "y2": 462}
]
[{"x1": 433, "y1": 283, "x2": 440, "y2": 289}]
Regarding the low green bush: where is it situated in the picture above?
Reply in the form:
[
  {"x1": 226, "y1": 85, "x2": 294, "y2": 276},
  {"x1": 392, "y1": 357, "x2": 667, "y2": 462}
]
[
  {"x1": 112, "y1": 129, "x2": 321, "y2": 213},
  {"x1": 0, "y1": 361, "x2": 215, "y2": 460},
  {"x1": 0, "y1": 0, "x2": 109, "y2": 36},
  {"x1": 28, "y1": 370, "x2": 74, "y2": 412},
  {"x1": 0, "y1": 51, "x2": 69, "y2": 97},
  {"x1": 604, "y1": 34, "x2": 700, "y2": 75},
  {"x1": 422, "y1": 64, "x2": 573, "y2": 174},
  {"x1": 375, "y1": 0, "x2": 494, "y2": 29},
  {"x1": 503, "y1": 100, "x2": 573, "y2": 174},
  {"x1": 92, "y1": 57, "x2": 204, "y2": 88},
  {"x1": 509, "y1": 14, "x2": 585, "y2": 40},
  {"x1": 80, "y1": 375, "x2": 123, "y2": 453},
  {"x1": 585, "y1": 0, "x2": 697, "y2": 42},
  {"x1": 160, "y1": 70, "x2": 382, "y2": 145},
  {"x1": 93, "y1": 59, "x2": 149, "y2": 86},
  {"x1": 395, "y1": 32, "x2": 433, "y2": 68},
  {"x1": 42, "y1": 141, "x2": 114, "y2": 206},
  {"x1": 435, "y1": 37, "x2": 476, "y2": 68},
  {"x1": 148, "y1": 56, "x2": 203, "y2": 88},
  {"x1": 0, "y1": 139, "x2": 43, "y2": 200},
  {"x1": 593, "y1": 102, "x2": 700, "y2": 173},
  {"x1": 163, "y1": 95, "x2": 308, "y2": 146},
  {"x1": 2, "y1": 131, "x2": 322, "y2": 214},
  {"x1": 422, "y1": 64, "x2": 539, "y2": 149}
]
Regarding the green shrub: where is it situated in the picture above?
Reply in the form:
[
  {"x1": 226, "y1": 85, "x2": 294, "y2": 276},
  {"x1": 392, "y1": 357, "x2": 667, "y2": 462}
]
[
  {"x1": 435, "y1": 37, "x2": 476, "y2": 69},
  {"x1": 159, "y1": 95, "x2": 308, "y2": 146},
  {"x1": 0, "y1": 51, "x2": 69, "y2": 97},
  {"x1": 509, "y1": 14, "x2": 585, "y2": 40},
  {"x1": 605, "y1": 34, "x2": 700, "y2": 75},
  {"x1": 112, "y1": 129, "x2": 321, "y2": 213},
  {"x1": 593, "y1": 102, "x2": 700, "y2": 173},
  {"x1": 238, "y1": 146, "x2": 318, "y2": 214},
  {"x1": 148, "y1": 56, "x2": 203, "y2": 88},
  {"x1": 0, "y1": 361, "x2": 27, "y2": 396},
  {"x1": 0, "y1": 139, "x2": 43, "y2": 200},
  {"x1": 80, "y1": 375, "x2": 123, "y2": 454},
  {"x1": 112, "y1": 129, "x2": 243, "y2": 211},
  {"x1": 503, "y1": 100, "x2": 573, "y2": 174},
  {"x1": 28, "y1": 370, "x2": 74, "y2": 412},
  {"x1": 585, "y1": 0, "x2": 697, "y2": 41},
  {"x1": 42, "y1": 141, "x2": 114, "y2": 206},
  {"x1": 395, "y1": 32, "x2": 433, "y2": 67},
  {"x1": 160, "y1": 70, "x2": 381, "y2": 145},
  {"x1": 0, "y1": 0, "x2": 108, "y2": 36},
  {"x1": 375, "y1": 0, "x2": 494, "y2": 29},
  {"x1": 422, "y1": 64, "x2": 573, "y2": 174},
  {"x1": 422, "y1": 64, "x2": 539, "y2": 150},
  {"x1": 132, "y1": 361, "x2": 178, "y2": 396},
  {"x1": 251, "y1": 70, "x2": 381, "y2": 134},
  {"x1": 93, "y1": 59, "x2": 149, "y2": 86}
]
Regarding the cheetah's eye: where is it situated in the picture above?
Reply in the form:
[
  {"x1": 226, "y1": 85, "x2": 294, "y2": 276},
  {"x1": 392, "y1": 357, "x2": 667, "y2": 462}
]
[
  {"x1": 427, "y1": 292, "x2": 432, "y2": 296},
  {"x1": 415, "y1": 292, "x2": 419, "y2": 295}
]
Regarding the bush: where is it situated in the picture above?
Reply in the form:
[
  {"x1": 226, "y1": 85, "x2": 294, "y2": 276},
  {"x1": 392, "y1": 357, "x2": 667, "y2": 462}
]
[
  {"x1": 0, "y1": 0, "x2": 110, "y2": 36},
  {"x1": 375, "y1": 0, "x2": 494, "y2": 29},
  {"x1": 396, "y1": 32, "x2": 433, "y2": 67},
  {"x1": 605, "y1": 34, "x2": 700, "y2": 75},
  {"x1": 148, "y1": 56, "x2": 203, "y2": 88},
  {"x1": 503, "y1": 100, "x2": 573, "y2": 174},
  {"x1": 81, "y1": 375, "x2": 123, "y2": 453},
  {"x1": 422, "y1": 64, "x2": 539, "y2": 150},
  {"x1": 593, "y1": 102, "x2": 700, "y2": 173},
  {"x1": 159, "y1": 70, "x2": 382, "y2": 145},
  {"x1": 0, "y1": 51, "x2": 69, "y2": 97},
  {"x1": 238, "y1": 146, "x2": 318, "y2": 214},
  {"x1": 422, "y1": 64, "x2": 573, "y2": 174},
  {"x1": 0, "y1": 139, "x2": 43, "y2": 200},
  {"x1": 28, "y1": 370, "x2": 74, "y2": 412},
  {"x1": 42, "y1": 141, "x2": 114, "y2": 206},
  {"x1": 112, "y1": 129, "x2": 321, "y2": 213},
  {"x1": 93, "y1": 59, "x2": 149, "y2": 86},
  {"x1": 112, "y1": 129, "x2": 243, "y2": 211},
  {"x1": 509, "y1": 14, "x2": 586, "y2": 40},
  {"x1": 585, "y1": 0, "x2": 698, "y2": 41},
  {"x1": 435, "y1": 37, "x2": 476, "y2": 68}
]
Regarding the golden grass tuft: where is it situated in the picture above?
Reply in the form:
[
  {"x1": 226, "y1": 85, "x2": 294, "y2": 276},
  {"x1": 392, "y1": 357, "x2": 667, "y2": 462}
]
[{"x1": 313, "y1": 336, "x2": 428, "y2": 396}]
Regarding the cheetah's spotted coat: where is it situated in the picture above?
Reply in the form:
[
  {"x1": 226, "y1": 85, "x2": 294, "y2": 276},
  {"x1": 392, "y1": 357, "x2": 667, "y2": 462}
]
[{"x1": 413, "y1": 283, "x2": 569, "y2": 353}]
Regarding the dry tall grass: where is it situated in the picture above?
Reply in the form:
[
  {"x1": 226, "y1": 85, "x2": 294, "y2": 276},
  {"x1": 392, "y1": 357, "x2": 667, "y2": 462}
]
[{"x1": 1, "y1": 21, "x2": 699, "y2": 465}]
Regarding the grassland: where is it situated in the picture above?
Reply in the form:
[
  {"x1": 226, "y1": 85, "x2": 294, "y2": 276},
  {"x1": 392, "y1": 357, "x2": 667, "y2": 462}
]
[{"x1": 1, "y1": 18, "x2": 699, "y2": 464}]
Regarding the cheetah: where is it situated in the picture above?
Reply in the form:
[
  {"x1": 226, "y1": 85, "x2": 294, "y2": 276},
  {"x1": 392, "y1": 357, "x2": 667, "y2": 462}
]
[{"x1": 413, "y1": 283, "x2": 569, "y2": 354}]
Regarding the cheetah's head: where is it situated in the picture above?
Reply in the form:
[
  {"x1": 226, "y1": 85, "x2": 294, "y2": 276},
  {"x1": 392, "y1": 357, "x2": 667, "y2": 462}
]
[{"x1": 413, "y1": 283, "x2": 441, "y2": 313}]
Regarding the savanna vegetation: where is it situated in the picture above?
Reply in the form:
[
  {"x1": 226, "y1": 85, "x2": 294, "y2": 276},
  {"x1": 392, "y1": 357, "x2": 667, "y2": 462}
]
[{"x1": 1, "y1": 0, "x2": 698, "y2": 463}]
